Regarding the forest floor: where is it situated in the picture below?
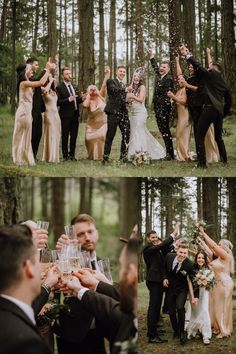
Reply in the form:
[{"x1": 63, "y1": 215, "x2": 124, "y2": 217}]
[
  {"x1": 138, "y1": 281, "x2": 236, "y2": 354},
  {"x1": 1, "y1": 105, "x2": 236, "y2": 177}
]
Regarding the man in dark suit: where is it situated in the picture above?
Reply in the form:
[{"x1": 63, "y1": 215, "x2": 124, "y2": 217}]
[
  {"x1": 163, "y1": 244, "x2": 194, "y2": 344},
  {"x1": 103, "y1": 66, "x2": 130, "y2": 163},
  {"x1": 63, "y1": 237, "x2": 138, "y2": 354},
  {"x1": 147, "y1": 48, "x2": 174, "y2": 160},
  {"x1": 57, "y1": 67, "x2": 83, "y2": 161},
  {"x1": 0, "y1": 224, "x2": 51, "y2": 354},
  {"x1": 26, "y1": 57, "x2": 46, "y2": 160},
  {"x1": 143, "y1": 224, "x2": 179, "y2": 344},
  {"x1": 180, "y1": 44, "x2": 232, "y2": 168},
  {"x1": 54, "y1": 214, "x2": 106, "y2": 354}
]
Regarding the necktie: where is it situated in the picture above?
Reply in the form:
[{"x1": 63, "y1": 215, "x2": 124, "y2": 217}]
[
  {"x1": 91, "y1": 260, "x2": 96, "y2": 270},
  {"x1": 68, "y1": 84, "x2": 77, "y2": 109},
  {"x1": 173, "y1": 262, "x2": 179, "y2": 273}
]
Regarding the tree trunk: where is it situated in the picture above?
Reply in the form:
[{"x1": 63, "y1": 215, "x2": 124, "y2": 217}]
[
  {"x1": 182, "y1": 0, "x2": 196, "y2": 53},
  {"x1": 51, "y1": 178, "x2": 65, "y2": 244},
  {"x1": 32, "y1": 0, "x2": 40, "y2": 52},
  {"x1": 98, "y1": 0, "x2": 105, "y2": 88},
  {"x1": 47, "y1": 0, "x2": 57, "y2": 58},
  {"x1": 78, "y1": 0, "x2": 95, "y2": 92},
  {"x1": 135, "y1": 0, "x2": 144, "y2": 66},
  {"x1": 0, "y1": 0, "x2": 9, "y2": 42},
  {"x1": 10, "y1": 0, "x2": 16, "y2": 114},
  {"x1": 227, "y1": 178, "x2": 236, "y2": 257},
  {"x1": 108, "y1": 0, "x2": 116, "y2": 78},
  {"x1": 221, "y1": 0, "x2": 236, "y2": 105},
  {"x1": 202, "y1": 178, "x2": 218, "y2": 239},
  {"x1": 0, "y1": 178, "x2": 21, "y2": 224},
  {"x1": 168, "y1": 0, "x2": 181, "y2": 77}
]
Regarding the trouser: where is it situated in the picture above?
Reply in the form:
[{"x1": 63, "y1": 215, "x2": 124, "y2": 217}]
[
  {"x1": 103, "y1": 112, "x2": 130, "y2": 160},
  {"x1": 167, "y1": 288, "x2": 187, "y2": 336},
  {"x1": 60, "y1": 112, "x2": 79, "y2": 158},
  {"x1": 154, "y1": 102, "x2": 174, "y2": 158},
  {"x1": 31, "y1": 111, "x2": 43, "y2": 158},
  {"x1": 146, "y1": 281, "x2": 164, "y2": 338},
  {"x1": 196, "y1": 105, "x2": 227, "y2": 166},
  {"x1": 189, "y1": 106, "x2": 202, "y2": 158}
]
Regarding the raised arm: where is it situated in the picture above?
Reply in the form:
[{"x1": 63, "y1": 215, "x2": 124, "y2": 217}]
[
  {"x1": 175, "y1": 55, "x2": 183, "y2": 77},
  {"x1": 167, "y1": 89, "x2": 187, "y2": 105},
  {"x1": 147, "y1": 48, "x2": 160, "y2": 76},
  {"x1": 21, "y1": 69, "x2": 51, "y2": 89},
  {"x1": 100, "y1": 65, "x2": 111, "y2": 97},
  {"x1": 206, "y1": 48, "x2": 213, "y2": 69},
  {"x1": 198, "y1": 227, "x2": 230, "y2": 261},
  {"x1": 128, "y1": 85, "x2": 146, "y2": 103},
  {"x1": 196, "y1": 236, "x2": 213, "y2": 261}
]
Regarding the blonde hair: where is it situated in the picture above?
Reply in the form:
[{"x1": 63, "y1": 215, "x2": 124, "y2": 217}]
[
  {"x1": 219, "y1": 239, "x2": 234, "y2": 274},
  {"x1": 87, "y1": 85, "x2": 105, "y2": 102}
]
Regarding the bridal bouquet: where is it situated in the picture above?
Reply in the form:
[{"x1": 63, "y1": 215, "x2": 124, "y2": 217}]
[
  {"x1": 193, "y1": 267, "x2": 217, "y2": 291},
  {"x1": 36, "y1": 302, "x2": 69, "y2": 327},
  {"x1": 130, "y1": 151, "x2": 151, "y2": 166}
]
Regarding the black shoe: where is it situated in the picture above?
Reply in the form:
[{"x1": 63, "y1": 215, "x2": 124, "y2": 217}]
[
  {"x1": 158, "y1": 329, "x2": 166, "y2": 335},
  {"x1": 163, "y1": 154, "x2": 174, "y2": 161},
  {"x1": 148, "y1": 336, "x2": 168, "y2": 344},
  {"x1": 180, "y1": 332, "x2": 187, "y2": 344},
  {"x1": 197, "y1": 162, "x2": 207, "y2": 169},
  {"x1": 63, "y1": 156, "x2": 69, "y2": 161},
  {"x1": 69, "y1": 156, "x2": 77, "y2": 161},
  {"x1": 102, "y1": 158, "x2": 109, "y2": 165}
]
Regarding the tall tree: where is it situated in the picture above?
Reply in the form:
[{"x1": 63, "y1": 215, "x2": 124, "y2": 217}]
[
  {"x1": 221, "y1": 0, "x2": 236, "y2": 104},
  {"x1": 181, "y1": 0, "x2": 196, "y2": 53},
  {"x1": 202, "y1": 178, "x2": 218, "y2": 239},
  {"x1": 108, "y1": 0, "x2": 116, "y2": 78},
  {"x1": 135, "y1": 0, "x2": 144, "y2": 66},
  {"x1": 168, "y1": 0, "x2": 181, "y2": 76},
  {"x1": 51, "y1": 178, "x2": 65, "y2": 244},
  {"x1": 227, "y1": 178, "x2": 236, "y2": 256},
  {"x1": 47, "y1": 0, "x2": 57, "y2": 58},
  {"x1": 78, "y1": 0, "x2": 95, "y2": 92},
  {"x1": 98, "y1": 0, "x2": 105, "y2": 87},
  {"x1": 0, "y1": 177, "x2": 21, "y2": 224}
]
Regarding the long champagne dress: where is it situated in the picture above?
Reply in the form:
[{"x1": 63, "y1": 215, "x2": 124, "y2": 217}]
[
  {"x1": 12, "y1": 86, "x2": 35, "y2": 165},
  {"x1": 209, "y1": 258, "x2": 234, "y2": 337},
  {"x1": 175, "y1": 88, "x2": 192, "y2": 161},
  {"x1": 205, "y1": 124, "x2": 219, "y2": 163},
  {"x1": 85, "y1": 100, "x2": 107, "y2": 160},
  {"x1": 127, "y1": 100, "x2": 165, "y2": 160},
  {"x1": 42, "y1": 92, "x2": 61, "y2": 163}
]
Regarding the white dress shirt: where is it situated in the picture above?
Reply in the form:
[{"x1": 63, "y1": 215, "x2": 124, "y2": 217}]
[
  {"x1": 0, "y1": 294, "x2": 36, "y2": 325},
  {"x1": 172, "y1": 256, "x2": 182, "y2": 272}
]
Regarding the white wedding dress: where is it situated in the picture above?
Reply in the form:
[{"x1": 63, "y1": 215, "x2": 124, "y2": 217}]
[
  {"x1": 185, "y1": 287, "x2": 212, "y2": 340},
  {"x1": 127, "y1": 100, "x2": 165, "y2": 160}
]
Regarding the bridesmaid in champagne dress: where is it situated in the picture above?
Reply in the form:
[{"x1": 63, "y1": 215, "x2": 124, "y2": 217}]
[
  {"x1": 42, "y1": 73, "x2": 61, "y2": 163},
  {"x1": 197, "y1": 227, "x2": 234, "y2": 338},
  {"x1": 83, "y1": 66, "x2": 110, "y2": 160},
  {"x1": 12, "y1": 63, "x2": 51, "y2": 165},
  {"x1": 167, "y1": 78, "x2": 192, "y2": 161}
]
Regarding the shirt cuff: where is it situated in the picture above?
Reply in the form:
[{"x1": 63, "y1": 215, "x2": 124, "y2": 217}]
[
  {"x1": 77, "y1": 287, "x2": 89, "y2": 300},
  {"x1": 186, "y1": 53, "x2": 193, "y2": 59}
]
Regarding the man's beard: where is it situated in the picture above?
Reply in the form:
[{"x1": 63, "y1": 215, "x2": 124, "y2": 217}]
[{"x1": 119, "y1": 278, "x2": 137, "y2": 315}]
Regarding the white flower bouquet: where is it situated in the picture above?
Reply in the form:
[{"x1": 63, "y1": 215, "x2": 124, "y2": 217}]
[
  {"x1": 130, "y1": 151, "x2": 151, "y2": 166},
  {"x1": 192, "y1": 267, "x2": 217, "y2": 291}
]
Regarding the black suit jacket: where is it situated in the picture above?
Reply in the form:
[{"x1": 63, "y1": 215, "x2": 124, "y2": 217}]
[
  {"x1": 143, "y1": 236, "x2": 174, "y2": 283},
  {"x1": 97, "y1": 281, "x2": 120, "y2": 302},
  {"x1": 80, "y1": 291, "x2": 137, "y2": 354},
  {"x1": 31, "y1": 70, "x2": 46, "y2": 114},
  {"x1": 56, "y1": 82, "x2": 83, "y2": 118},
  {"x1": 0, "y1": 296, "x2": 51, "y2": 354},
  {"x1": 163, "y1": 253, "x2": 194, "y2": 292},
  {"x1": 150, "y1": 57, "x2": 173, "y2": 106},
  {"x1": 32, "y1": 287, "x2": 50, "y2": 316},
  {"x1": 187, "y1": 56, "x2": 232, "y2": 116},
  {"x1": 104, "y1": 79, "x2": 128, "y2": 115}
]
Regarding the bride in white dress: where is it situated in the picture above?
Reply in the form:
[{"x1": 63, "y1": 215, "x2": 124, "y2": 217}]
[
  {"x1": 127, "y1": 69, "x2": 165, "y2": 160},
  {"x1": 186, "y1": 251, "x2": 212, "y2": 345}
]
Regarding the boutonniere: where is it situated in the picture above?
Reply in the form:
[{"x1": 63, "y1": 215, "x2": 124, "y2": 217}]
[{"x1": 180, "y1": 270, "x2": 187, "y2": 276}]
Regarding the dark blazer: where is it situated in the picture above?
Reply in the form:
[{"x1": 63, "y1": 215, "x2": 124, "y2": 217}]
[
  {"x1": 150, "y1": 57, "x2": 173, "y2": 106},
  {"x1": 187, "y1": 56, "x2": 232, "y2": 116},
  {"x1": 80, "y1": 291, "x2": 137, "y2": 354},
  {"x1": 31, "y1": 70, "x2": 46, "y2": 113},
  {"x1": 32, "y1": 286, "x2": 50, "y2": 316},
  {"x1": 0, "y1": 296, "x2": 51, "y2": 354},
  {"x1": 143, "y1": 236, "x2": 174, "y2": 282},
  {"x1": 163, "y1": 253, "x2": 194, "y2": 292},
  {"x1": 104, "y1": 79, "x2": 128, "y2": 115},
  {"x1": 56, "y1": 82, "x2": 83, "y2": 118},
  {"x1": 97, "y1": 281, "x2": 120, "y2": 302}
]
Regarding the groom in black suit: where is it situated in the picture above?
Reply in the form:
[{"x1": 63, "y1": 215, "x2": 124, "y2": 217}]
[
  {"x1": 57, "y1": 67, "x2": 83, "y2": 161},
  {"x1": 147, "y1": 49, "x2": 174, "y2": 160},
  {"x1": 163, "y1": 244, "x2": 194, "y2": 344},
  {"x1": 103, "y1": 66, "x2": 130, "y2": 163},
  {"x1": 0, "y1": 224, "x2": 51, "y2": 354},
  {"x1": 180, "y1": 44, "x2": 232, "y2": 168}
]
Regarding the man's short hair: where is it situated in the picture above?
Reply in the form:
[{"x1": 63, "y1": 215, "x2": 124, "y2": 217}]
[
  {"x1": 177, "y1": 243, "x2": 189, "y2": 250},
  {"x1": 0, "y1": 225, "x2": 35, "y2": 292},
  {"x1": 117, "y1": 65, "x2": 126, "y2": 70},
  {"x1": 146, "y1": 230, "x2": 157, "y2": 238},
  {"x1": 71, "y1": 213, "x2": 96, "y2": 226},
  {"x1": 61, "y1": 67, "x2": 71, "y2": 75},
  {"x1": 26, "y1": 57, "x2": 38, "y2": 64},
  {"x1": 161, "y1": 61, "x2": 170, "y2": 67}
]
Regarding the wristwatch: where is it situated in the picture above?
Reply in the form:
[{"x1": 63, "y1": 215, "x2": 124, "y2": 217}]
[{"x1": 42, "y1": 283, "x2": 51, "y2": 294}]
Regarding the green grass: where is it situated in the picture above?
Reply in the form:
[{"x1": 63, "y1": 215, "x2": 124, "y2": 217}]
[
  {"x1": 1, "y1": 105, "x2": 236, "y2": 177},
  {"x1": 138, "y1": 281, "x2": 236, "y2": 354}
]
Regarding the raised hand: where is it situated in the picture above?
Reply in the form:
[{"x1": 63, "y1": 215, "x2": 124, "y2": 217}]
[
  {"x1": 206, "y1": 48, "x2": 211, "y2": 55},
  {"x1": 167, "y1": 90, "x2": 174, "y2": 98},
  {"x1": 44, "y1": 265, "x2": 59, "y2": 289},
  {"x1": 179, "y1": 44, "x2": 189, "y2": 56},
  {"x1": 56, "y1": 234, "x2": 70, "y2": 250},
  {"x1": 61, "y1": 276, "x2": 82, "y2": 297},
  {"x1": 105, "y1": 65, "x2": 110, "y2": 78},
  {"x1": 75, "y1": 269, "x2": 99, "y2": 290},
  {"x1": 32, "y1": 228, "x2": 48, "y2": 249},
  {"x1": 175, "y1": 54, "x2": 180, "y2": 62},
  {"x1": 147, "y1": 48, "x2": 153, "y2": 57}
]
